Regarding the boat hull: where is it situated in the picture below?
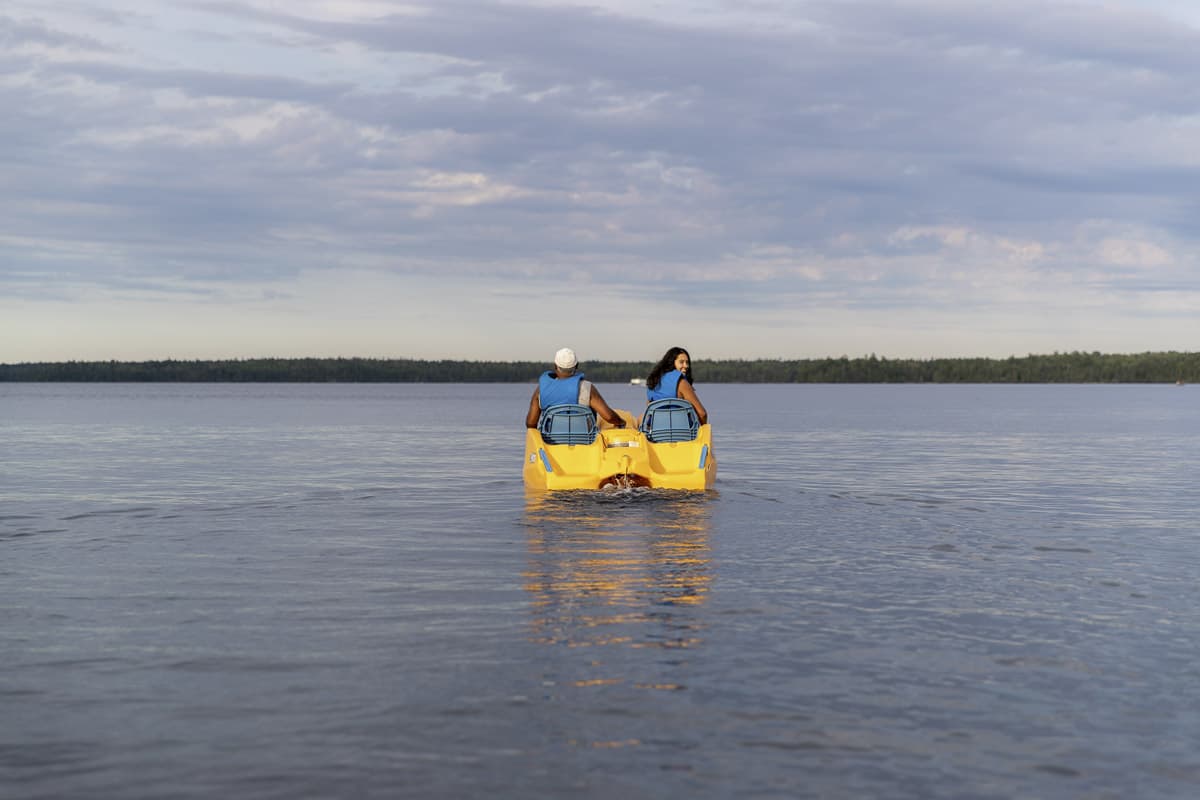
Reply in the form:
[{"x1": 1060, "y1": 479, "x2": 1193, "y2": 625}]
[{"x1": 523, "y1": 410, "x2": 716, "y2": 491}]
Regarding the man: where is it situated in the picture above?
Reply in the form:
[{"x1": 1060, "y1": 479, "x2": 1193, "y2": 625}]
[{"x1": 525, "y1": 347, "x2": 626, "y2": 428}]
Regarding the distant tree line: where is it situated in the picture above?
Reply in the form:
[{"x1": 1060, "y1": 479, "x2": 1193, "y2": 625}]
[{"x1": 1, "y1": 352, "x2": 1198, "y2": 383}]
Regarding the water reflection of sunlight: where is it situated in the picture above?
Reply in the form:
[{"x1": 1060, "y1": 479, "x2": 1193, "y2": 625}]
[{"x1": 522, "y1": 490, "x2": 713, "y2": 657}]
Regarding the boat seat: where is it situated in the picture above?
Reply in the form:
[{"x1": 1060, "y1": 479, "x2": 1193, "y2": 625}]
[
  {"x1": 640, "y1": 399, "x2": 700, "y2": 443},
  {"x1": 538, "y1": 404, "x2": 598, "y2": 445}
]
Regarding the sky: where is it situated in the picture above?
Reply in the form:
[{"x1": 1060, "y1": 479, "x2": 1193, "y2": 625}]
[{"x1": 3, "y1": 0, "x2": 1200, "y2": 362}]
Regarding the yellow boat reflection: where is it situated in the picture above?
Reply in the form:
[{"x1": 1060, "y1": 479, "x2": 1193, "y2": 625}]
[{"x1": 522, "y1": 493, "x2": 713, "y2": 654}]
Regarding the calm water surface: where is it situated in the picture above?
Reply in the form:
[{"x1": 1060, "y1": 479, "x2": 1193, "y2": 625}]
[{"x1": 2, "y1": 383, "x2": 1198, "y2": 798}]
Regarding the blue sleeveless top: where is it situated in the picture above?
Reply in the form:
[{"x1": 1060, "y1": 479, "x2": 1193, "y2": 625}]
[
  {"x1": 647, "y1": 369, "x2": 683, "y2": 402},
  {"x1": 539, "y1": 371, "x2": 585, "y2": 408}
]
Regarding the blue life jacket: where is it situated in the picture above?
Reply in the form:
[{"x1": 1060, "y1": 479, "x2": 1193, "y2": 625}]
[
  {"x1": 539, "y1": 371, "x2": 585, "y2": 408},
  {"x1": 647, "y1": 369, "x2": 683, "y2": 402}
]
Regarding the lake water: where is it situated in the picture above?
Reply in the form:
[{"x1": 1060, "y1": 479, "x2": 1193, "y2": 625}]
[{"x1": 2, "y1": 382, "x2": 1198, "y2": 799}]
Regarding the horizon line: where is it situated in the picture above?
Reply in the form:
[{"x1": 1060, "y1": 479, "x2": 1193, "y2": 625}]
[{"x1": 3, "y1": 350, "x2": 1198, "y2": 366}]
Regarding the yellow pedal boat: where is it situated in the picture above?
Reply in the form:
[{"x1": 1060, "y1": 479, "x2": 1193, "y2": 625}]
[{"x1": 523, "y1": 399, "x2": 716, "y2": 491}]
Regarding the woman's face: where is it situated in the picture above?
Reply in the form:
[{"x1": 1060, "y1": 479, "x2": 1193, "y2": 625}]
[{"x1": 673, "y1": 352, "x2": 690, "y2": 374}]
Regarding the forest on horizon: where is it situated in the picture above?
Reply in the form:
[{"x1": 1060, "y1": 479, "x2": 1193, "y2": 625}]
[{"x1": 1, "y1": 351, "x2": 1197, "y2": 383}]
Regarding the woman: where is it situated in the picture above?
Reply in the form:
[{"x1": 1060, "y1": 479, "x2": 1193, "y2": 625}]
[{"x1": 645, "y1": 346, "x2": 707, "y2": 424}]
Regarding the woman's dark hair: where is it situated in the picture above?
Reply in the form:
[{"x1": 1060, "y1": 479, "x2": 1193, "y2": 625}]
[{"x1": 647, "y1": 347, "x2": 694, "y2": 390}]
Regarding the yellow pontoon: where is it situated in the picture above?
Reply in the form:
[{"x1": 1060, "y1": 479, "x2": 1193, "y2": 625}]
[{"x1": 523, "y1": 399, "x2": 716, "y2": 491}]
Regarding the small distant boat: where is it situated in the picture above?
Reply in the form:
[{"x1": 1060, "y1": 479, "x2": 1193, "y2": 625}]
[
  {"x1": 1177, "y1": 380, "x2": 1185, "y2": 387},
  {"x1": 629, "y1": 377, "x2": 645, "y2": 385},
  {"x1": 523, "y1": 400, "x2": 716, "y2": 491}
]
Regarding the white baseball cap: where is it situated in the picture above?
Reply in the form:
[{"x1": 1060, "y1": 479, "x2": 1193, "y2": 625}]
[{"x1": 554, "y1": 347, "x2": 578, "y2": 370}]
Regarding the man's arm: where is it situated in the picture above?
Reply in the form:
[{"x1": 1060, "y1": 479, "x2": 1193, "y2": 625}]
[
  {"x1": 525, "y1": 388, "x2": 541, "y2": 428},
  {"x1": 589, "y1": 388, "x2": 625, "y2": 427}
]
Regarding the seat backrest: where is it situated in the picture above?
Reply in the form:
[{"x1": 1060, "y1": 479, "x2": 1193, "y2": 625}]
[
  {"x1": 640, "y1": 399, "x2": 700, "y2": 443},
  {"x1": 539, "y1": 404, "x2": 598, "y2": 445}
]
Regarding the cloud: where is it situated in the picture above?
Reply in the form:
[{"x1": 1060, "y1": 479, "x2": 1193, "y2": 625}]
[{"x1": 3, "y1": 0, "x2": 1199, "y2": 360}]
